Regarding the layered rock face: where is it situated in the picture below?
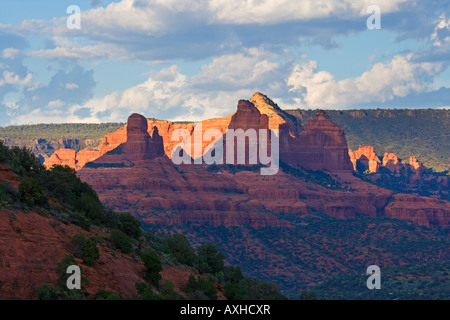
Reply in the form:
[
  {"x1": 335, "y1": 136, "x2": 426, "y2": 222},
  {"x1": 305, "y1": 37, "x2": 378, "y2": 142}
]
[
  {"x1": 280, "y1": 110, "x2": 353, "y2": 171},
  {"x1": 76, "y1": 99, "x2": 449, "y2": 296},
  {"x1": 385, "y1": 194, "x2": 450, "y2": 229}
]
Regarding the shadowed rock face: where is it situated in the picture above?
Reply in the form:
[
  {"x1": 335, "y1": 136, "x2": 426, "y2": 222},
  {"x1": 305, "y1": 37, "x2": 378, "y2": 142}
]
[
  {"x1": 121, "y1": 113, "x2": 165, "y2": 161},
  {"x1": 223, "y1": 100, "x2": 270, "y2": 165},
  {"x1": 280, "y1": 110, "x2": 353, "y2": 172}
]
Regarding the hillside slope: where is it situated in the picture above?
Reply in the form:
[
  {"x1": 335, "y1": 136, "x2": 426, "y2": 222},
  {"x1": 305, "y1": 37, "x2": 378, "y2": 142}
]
[{"x1": 1, "y1": 142, "x2": 283, "y2": 300}]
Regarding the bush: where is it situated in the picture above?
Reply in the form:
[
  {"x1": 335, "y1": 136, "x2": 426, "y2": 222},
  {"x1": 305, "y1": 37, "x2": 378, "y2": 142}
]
[
  {"x1": 197, "y1": 242, "x2": 225, "y2": 274},
  {"x1": 37, "y1": 283, "x2": 59, "y2": 300},
  {"x1": 19, "y1": 177, "x2": 47, "y2": 206},
  {"x1": 163, "y1": 234, "x2": 197, "y2": 266},
  {"x1": 55, "y1": 253, "x2": 87, "y2": 300},
  {"x1": 110, "y1": 229, "x2": 132, "y2": 254},
  {"x1": 71, "y1": 234, "x2": 100, "y2": 266},
  {"x1": 186, "y1": 274, "x2": 218, "y2": 300},
  {"x1": 224, "y1": 281, "x2": 250, "y2": 300},
  {"x1": 141, "y1": 250, "x2": 162, "y2": 285},
  {"x1": 159, "y1": 279, "x2": 185, "y2": 300},
  {"x1": 299, "y1": 291, "x2": 318, "y2": 300},
  {"x1": 135, "y1": 282, "x2": 162, "y2": 300},
  {"x1": 0, "y1": 182, "x2": 17, "y2": 206},
  {"x1": 95, "y1": 289, "x2": 123, "y2": 300},
  {"x1": 119, "y1": 213, "x2": 142, "y2": 239},
  {"x1": 79, "y1": 192, "x2": 105, "y2": 225}
]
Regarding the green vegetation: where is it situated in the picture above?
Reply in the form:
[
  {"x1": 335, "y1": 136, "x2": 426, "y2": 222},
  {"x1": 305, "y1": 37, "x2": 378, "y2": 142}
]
[
  {"x1": 355, "y1": 166, "x2": 450, "y2": 201},
  {"x1": 110, "y1": 229, "x2": 133, "y2": 254},
  {"x1": 141, "y1": 250, "x2": 163, "y2": 285},
  {"x1": 186, "y1": 274, "x2": 218, "y2": 300},
  {"x1": 95, "y1": 289, "x2": 124, "y2": 300},
  {"x1": 162, "y1": 233, "x2": 197, "y2": 266},
  {"x1": 151, "y1": 210, "x2": 449, "y2": 299},
  {"x1": 0, "y1": 140, "x2": 143, "y2": 234},
  {"x1": 0, "y1": 123, "x2": 125, "y2": 140},
  {"x1": 311, "y1": 262, "x2": 450, "y2": 300},
  {"x1": 2, "y1": 141, "x2": 286, "y2": 300},
  {"x1": 197, "y1": 242, "x2": 225, "y2": 274},
  {"x1": 299, "y1": 291, "x2": 318, "y2": 300},
  {"x1": 223, "y1": 266, "x2": 287, "y2": 300},
  {"x1": 207, "y1": 163, "x2": 264, "y2": 174},
  {"x1": 118, "y1": 213, "x2": 142, "y2": 239},
  {"x1": 71, "y1": 234, "x2": 100, "y2": 266},
  {"x1": 38, "y1": 254, "x2": 88, "y2": 300},
  {"x1": 287, "y1": 109, "x2": 450, "y2": 172}
]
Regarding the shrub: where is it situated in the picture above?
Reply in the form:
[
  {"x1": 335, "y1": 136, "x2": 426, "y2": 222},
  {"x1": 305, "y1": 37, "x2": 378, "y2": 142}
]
[
  {"x1": 79, "y1": 192, "x2": 105, "y2": 225},
  {"x1": 135, "y1": 282, "x2": 162, "y2": 300},
  {"x1": 140, "y1": 250, "x2": 162, "y2": 285},
  {"x1": 54, "y1": 253, "x2": 87, "y2": 300},
  {"x1": 95, "y1": 289, "x2": 123, "y2": 300},
  {"x1": 71, "y1": 234, "x2": 100, "y2": 266},
  {"x1": 19, "y1": 177, "x2": 47, "y2": 206},
  {"x1": 299, "y1": 291, "x2": 318, "y2": 300},
  {"x1": 110, "y1": 229, "x2": 132, "y2": 254},
  {"x1": 74, "y1": 212, "x2": 91, "y2": 231},
  {"x1": 197, "y1": 242, "x2": 225, "y2": 274},
  {"x1": 163, "y1": 234, "x2": 197, "y2": 266},
  {"x1": 119, "y1": 213, "x2": 142, "y2": 239},
  {"x1": 159, "y1": 279, "x2": 184, "y2": 300},
  {"x1": 186, "y1": 274, "x2": 218, "y2": 300},
  {"x1": 37, "y1": 283, "x2": 59, "y2": 300}
]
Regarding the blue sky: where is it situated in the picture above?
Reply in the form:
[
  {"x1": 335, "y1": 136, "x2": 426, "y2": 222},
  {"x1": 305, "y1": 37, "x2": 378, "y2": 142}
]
[{"x1": 0, "y1": 0, "x2": 449, "y2": 126}]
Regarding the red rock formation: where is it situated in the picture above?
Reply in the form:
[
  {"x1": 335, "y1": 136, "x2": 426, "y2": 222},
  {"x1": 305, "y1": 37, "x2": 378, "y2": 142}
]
[
  {"x1": 121, "y1": 113, "x2": 165, "y2": 161},
  {"x1": 348, "y1": 146, "x2": 381, "y2": 173},
  {"x1": 44, "y1": 127, "x2": 128, "y2": 170},
  {"x1": 382, "y1": 152, "x2": 403, "y2": 172},
  {"x1": 409, "y1": 156, "x2": 425, "y2": 174},
  {"x1": 280, "y1": 110, "x2": 353, "y2": 172},
  {"x1": 45, "y1": 93, "x2": 353, "y2": 173},
  {"x1": 384, "y1": 194, "x2": 450, "y2": 229},
  {"x1": 44, "y1": 148, "x2": 77, "y2": 169},
  {"x1": 86, "y1": 114, "x2": 166, "y2": 167},
  {"x1": 223, "y1": 100, "x2": 269, "y2": 165},
  {"x1": 249, "y1": 92, "x2": 298, "y2": 130}
]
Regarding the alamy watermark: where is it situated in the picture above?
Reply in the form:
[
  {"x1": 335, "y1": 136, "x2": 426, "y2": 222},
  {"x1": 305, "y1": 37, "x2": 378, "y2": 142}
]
[
  {"x1": 170, "y1": 123, "x2": 280, "y2": 175},
  {"x1": 66, "y1": 265, "x2": 81, "y2": 290},
  {"x1": 66, "y1": 5, "x2": 81, "y2": 30},
  {"x1": 366, "y1": 265, "x2": 381, "y2": 289},
  {"x1": 367, "y1": 5, "x2": 381, "y2": 30}
]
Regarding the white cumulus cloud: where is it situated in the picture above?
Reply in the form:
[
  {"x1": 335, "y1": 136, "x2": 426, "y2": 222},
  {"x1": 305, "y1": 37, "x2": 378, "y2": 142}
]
[{"x1": 287, "y1": 54, "x2": 444, "y2": 107}]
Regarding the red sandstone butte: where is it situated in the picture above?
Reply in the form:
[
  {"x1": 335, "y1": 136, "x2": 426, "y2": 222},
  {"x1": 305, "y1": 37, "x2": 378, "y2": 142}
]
[{"x1": 279, "y1": 109, "x2": 353, "y2": 172}]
